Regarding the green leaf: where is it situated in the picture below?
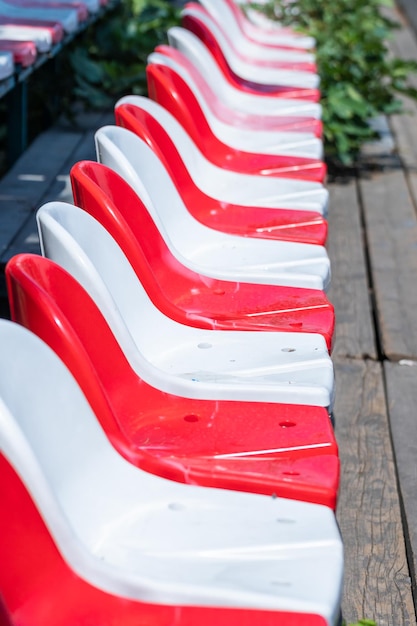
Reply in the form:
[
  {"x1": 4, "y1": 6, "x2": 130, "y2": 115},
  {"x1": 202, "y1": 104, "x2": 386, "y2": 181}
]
[{"x1": 259, "y1": 0, "x2": 417, "y2": 165}]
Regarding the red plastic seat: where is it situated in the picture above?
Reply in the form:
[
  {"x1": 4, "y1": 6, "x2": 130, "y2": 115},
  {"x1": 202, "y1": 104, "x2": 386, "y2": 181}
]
[
  {"x1": 146, "y1": 62, "x2": 326, "y2": 183},
  {"x1": 181, "y1": 4, "x2": 321, "y2": 101},
  {"x1": 114, "y1": 104, "x2": 328, "y2": 245},
  {"x1": 0, "y1": 39, "x2": 36, "y2": 66},
  {"x1": 0, "y1": 16, "x2": 64, "y2": 42},
  {"x1": 70, "y1": 161, "x2": 335, "y2": 349},
  {"x1": 152, "y1": 44, "x2": 323, "y2": 137},
  {"x1": 6, "y1": 253, "x2": 339, "y2": 508}
]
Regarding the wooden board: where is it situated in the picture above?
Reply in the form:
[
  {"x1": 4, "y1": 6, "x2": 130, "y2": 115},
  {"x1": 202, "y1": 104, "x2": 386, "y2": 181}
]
[
  {"x1": 384, "y1": 360, "x2": 417, "y2": 596},
  {"x1": 396, "y1": 0, "x2": 417, "y2": 36},
  {"x1": 359, "y1": 165, "x2": 417, "y2": 360},
  {"x1": 1, "y1": 111, "x2": 115, "y2": 266},
  {"x1": 327, "y1": 179, "x2": 377, "y2": 359},
  {"x1": 388, "y1": 12, "x2": 417, "y2": 211},
  {"x1": 0, "y1": 127, "x2": 81, "y2": 256},
  {"x1": 334, "y1": 358, "x2": 416, "y2": 625}
]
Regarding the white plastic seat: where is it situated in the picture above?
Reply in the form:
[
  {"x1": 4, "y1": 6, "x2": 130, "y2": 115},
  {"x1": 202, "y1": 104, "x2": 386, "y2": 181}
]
[
  {"x1": 0, "y1": 49, "x2": 13, "y2": 79},
  {"x1": 192, "y1": 0, "x2": 315, "y2": 58},
  {"x1": 167, "y1": 26, "x2": 322, "y2": 118},
  {"x1": 147, "y1": 51, "x2": 323, "y2": 160},
  {"x1": 96, "y1": 121, "x2": 330, "y2": 290},
  {"x1": 181, "y1": 5, "x2": 319, "y2": 89},
  {"x1": 0, "y1": 0, "x2": 79, "y2": 33},
  {"x1": 0, "y1": 318, "x2": 343, "y2": 624},
  {"x1": 0, "y1": 24, "x2": 53, "y2": 52},
  {"x1": 37, "y1": 202, "x2": 335, "y2": 410}
]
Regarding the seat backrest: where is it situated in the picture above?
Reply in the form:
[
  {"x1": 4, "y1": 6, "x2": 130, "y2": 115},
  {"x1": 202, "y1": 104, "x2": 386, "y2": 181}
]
[
  {"x1": 179, "y1": 7, "x2": 320, "y2": 98},
  {"x1": 228, "y1": 0, "x2": 315, "y2": 49},
  {"x1": 150, "y1": 44, "x2": 219, "y2": 108},
  {"x1": 181, "y1": 3, "x2": 252, "y2": 86},
  {"x1": 113, "y1": 100, "x2": 198, "y2": 202},
  {"x1": 71, "y1": 159, "x2": 182, "y2": 301},
  {"x1": 185, "y1": 0, "x2": 314, "y2": 59},
  {"x1": 197, "y1": 0, "x2": 314, "y2": 50},
  {"x1": 6, "y1": 251, "x2": 148, "y2": 449},
  {"x1": 35, "y1": 202, "x2": 180, "y2": 366},
  {"x1": 167, "y1": 24, "x2": 232, "y2": 93},
  {"x1": 146, "y1": 58, "x2": 217, "y2": 148},
  {"x1": 0, "y1": 315, "x2": 147, "y2": 556},
  {"x1": 181, "y1": 4, "x2": 319, "y2": 85},
  {"x1": 70, "y1": 159, "x2": 221, "y2": 318},
  {"x1": 95, "y1": 121, "x2": 209, "y2": 250}
]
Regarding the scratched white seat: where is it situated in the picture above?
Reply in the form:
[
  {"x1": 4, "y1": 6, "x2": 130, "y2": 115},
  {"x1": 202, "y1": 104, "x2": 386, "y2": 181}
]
[
  {"x1": 189, "y1": 0, "x2": 315, "y2": 59},
  {"x1": 167, "y1": 26, "x2": 322, "y2": 118},
  {"x1": 0, "y1": 318, "x2": 343, "y2": 625},
  {"x1": 37, "y1": 202, "x2": 335, "y2": 410},
  {"x1": 180, "y1": 4, "x2": 319, "y2": 89},
  {"x1": 0, "y1": 0, "x2": 79, "y2": 33},
  {"x1": 0, "y1": 49, "x2": 13, "y2": 79},
  {"x1": 96, "y1": 122, "x2": 330, "y2": 289},
  {"x1": 146, "y1": 53, "x2": 323, "y2": 160}
]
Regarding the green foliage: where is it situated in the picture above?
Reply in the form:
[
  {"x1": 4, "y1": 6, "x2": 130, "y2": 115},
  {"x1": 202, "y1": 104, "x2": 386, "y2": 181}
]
[
  {"x1": 65, "y1": 0, "x2": 181, "y2": 110},
  {"x1": 252, "y1": 0, "x2": 417, "y2": 165}
]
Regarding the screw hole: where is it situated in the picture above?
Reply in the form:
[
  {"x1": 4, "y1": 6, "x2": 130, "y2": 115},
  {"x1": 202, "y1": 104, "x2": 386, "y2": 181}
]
[
  {"x1": 168, "y1": 502, "x2": 185, "y2": 511},
  {"x1": 184, "y1": 414, "x2": 199, "y2": 423}
]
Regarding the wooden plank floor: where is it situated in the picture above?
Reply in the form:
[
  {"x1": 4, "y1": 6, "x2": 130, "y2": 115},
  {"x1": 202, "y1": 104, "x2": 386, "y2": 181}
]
[
  {"x1": 0, "y1": 110, "x2": 114, "y2": 303},
  {"x1": 2, "y1": 5, "x2": 417, "y2": 625}
]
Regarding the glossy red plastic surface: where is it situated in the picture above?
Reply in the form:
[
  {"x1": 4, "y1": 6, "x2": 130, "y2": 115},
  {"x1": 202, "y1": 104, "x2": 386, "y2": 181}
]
[
  {"x1": 0, "y1": 456, "x2": 328, "y2": 626},
  {"x1": 182, "y1": 3, "x2": 317, "y2": 70},
  {"x1": 154, "y1": 44, "x2": 323, "y2": 137},
  {"x1": 146, "y1": 63, "x2": 326, "y2": 183},
  {"x1": 0, "y1": 16, "x2": 64, "y2": 42},
  {"x1": 0, "y1": 40, "x2": 37, "y2": 67},
  {"x1": 6, "y1": 254, "x2": 339, "y2": 508},
  {"x1": 71, "y1": 161, "x2": 335, "y2": 349},
  {"x1": 115, "y1": 104, "x2": 328, "y2": 245},
  {"x1": 181, "y1": 7, "x2": 321, "y2": 101}
]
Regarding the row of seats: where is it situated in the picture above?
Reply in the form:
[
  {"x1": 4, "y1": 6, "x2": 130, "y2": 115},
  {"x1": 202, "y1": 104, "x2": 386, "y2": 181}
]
[
  {"x1": 0, "y1": 0, "x2": 110, "y2": 78},
  {"x1": 0, "y1": 0, "x2": 344, "y2": 624}
]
